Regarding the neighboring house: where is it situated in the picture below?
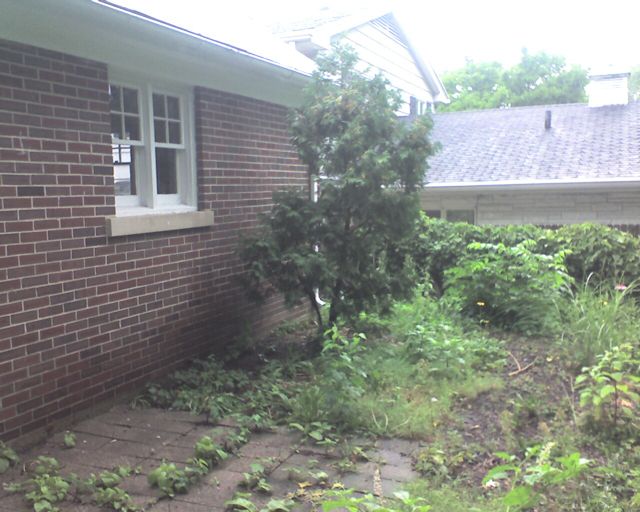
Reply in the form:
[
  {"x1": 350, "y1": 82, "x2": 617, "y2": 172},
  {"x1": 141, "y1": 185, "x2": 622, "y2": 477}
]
[
  {"x1": 0, "y1": 0, "x2": 315, "y2": 442},
  {"x1": 422, "y1": 72, "x2": 640, "y2": 228},
  {"x1": 271, "y1": 7, "x2": 449, "y2": 115}
]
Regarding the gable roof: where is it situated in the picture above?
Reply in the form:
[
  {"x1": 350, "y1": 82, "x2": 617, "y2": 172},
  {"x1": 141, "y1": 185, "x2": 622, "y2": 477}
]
[
  {"x1": 426, "y1": 101, "x2": 640, "y2": 187},
  {"x1": 271, "y1": 6, "x2": 448, "y2": 104}
]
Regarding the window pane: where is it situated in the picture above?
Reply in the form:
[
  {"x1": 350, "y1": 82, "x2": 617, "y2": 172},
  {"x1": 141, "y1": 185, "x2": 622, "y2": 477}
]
[
  {"x1": 154, "y1": 120, "x2": 166, "y2": 143},
  {"x1": 168, "y1": 121, "x2": 181, "y2": 144},
  {"x1": 124, "y1": 115, "x2": 140, "y2": 141},
  {"x1": 112, "y1": 144, "x2": 136, "y2": 196},
  {"x1": 446, "y1": 210, "x2": 475, "y2": 224},
  {"x1": 166, "y1": 96, "x2": 180, "y2": 120},
  {"x1": 424, "y1": 210, "x2": 441, "y2": 219},
  {"x1": 122, "y1": 87, "x2": 139, "y2": 113},
  {"x1": 155, "y1": 148, "x2": 177, "y2": 194},
  {"x1": 109, "y1": 85, "x2": 121, "y2": 112},
  {"x1": 153, "y1": 93, "x2": 165, "y2": 117},
  {"x1": 110, "y1": 114, "x2": 122, "y2": 139}
]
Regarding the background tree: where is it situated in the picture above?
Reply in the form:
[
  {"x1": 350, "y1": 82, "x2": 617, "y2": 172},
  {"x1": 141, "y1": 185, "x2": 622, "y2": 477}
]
[
  {"x1": 441, "y1": 49, "x2": 588, "y2": 111},
  {"x1": 630, "y1": 66, "x2": 640, "y2": 101},
  {"x1": 240, "y1": 46, "x2": 437, "y2": 333}
]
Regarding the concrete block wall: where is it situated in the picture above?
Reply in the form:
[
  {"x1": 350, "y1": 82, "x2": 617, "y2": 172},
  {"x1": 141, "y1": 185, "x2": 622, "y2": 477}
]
[
  {"x1": 421, "y1": 188, "x2": 640, "y2": 227},
  {"x1": 0, "y1": 39, "x2": 308, "y2": 442}
]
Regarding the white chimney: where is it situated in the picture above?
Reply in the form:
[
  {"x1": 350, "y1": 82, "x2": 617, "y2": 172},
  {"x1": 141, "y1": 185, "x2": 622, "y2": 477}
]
[{"x1": 586, "y1": 68, "x2": 630, "y2": 107}]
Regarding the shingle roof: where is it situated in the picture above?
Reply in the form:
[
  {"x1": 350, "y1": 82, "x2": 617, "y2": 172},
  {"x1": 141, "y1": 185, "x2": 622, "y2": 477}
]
[
  {"x1": 427, "y1": 101, "x2": 640, "y2": 184},
  {"x1": 269, "y1": 8, "x2": 354, "y2": 34}
]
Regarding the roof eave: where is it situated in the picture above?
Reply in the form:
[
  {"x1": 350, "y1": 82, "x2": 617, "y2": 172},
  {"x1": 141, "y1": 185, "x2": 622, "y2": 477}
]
[{"x1": 422, "y1": 178, "x2": 640, "y2": 193}]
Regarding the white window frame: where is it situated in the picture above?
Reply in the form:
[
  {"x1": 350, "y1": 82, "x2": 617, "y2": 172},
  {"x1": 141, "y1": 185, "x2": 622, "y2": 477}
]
[{"x1": 108, "y1": 71, "x2": 197, "y2": 216}]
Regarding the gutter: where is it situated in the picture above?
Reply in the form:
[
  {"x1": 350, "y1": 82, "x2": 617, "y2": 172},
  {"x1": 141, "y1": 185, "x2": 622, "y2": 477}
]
[
  {"x1": 96, "y1": 0, "x2": 314, "y2": 78},
  {"x1": 422, "y1": 177, "x2": 640, "y2": 193}
]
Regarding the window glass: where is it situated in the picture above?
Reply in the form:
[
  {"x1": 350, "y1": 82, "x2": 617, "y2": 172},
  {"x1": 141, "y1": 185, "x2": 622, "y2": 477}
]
[
  {"x1": 167, "y1": 96, "x2": 180, "y2": 120},
  {"x1": 112, "y1": 144, "x2": 136, "y2": 196},
  {"x1": 153, "y1": 93, "x2": 181, "y2": 145},
  {"x1": 155, "y1": 148, "x2": 177, "y2": 194},
  {"x1": 446, "y1": 209, "x2": 475, "y2": 224},
  {"x1": 424, "y1": 210, "x2": 441, "y2": 219},
  {"x1": 109, "y1": 85, "x2": 141, "y2": 142}
]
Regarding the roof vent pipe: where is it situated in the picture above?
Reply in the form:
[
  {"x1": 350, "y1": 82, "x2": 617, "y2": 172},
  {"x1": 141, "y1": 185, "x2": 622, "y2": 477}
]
[{"x1": 544, "y1": 110, "x2": 552, "y2": 130}]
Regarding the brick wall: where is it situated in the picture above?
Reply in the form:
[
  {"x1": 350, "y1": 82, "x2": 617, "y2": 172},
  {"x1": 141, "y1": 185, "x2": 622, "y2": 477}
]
[{"x1": 0, "y1": 39, "x2": 308, "y2": 442}]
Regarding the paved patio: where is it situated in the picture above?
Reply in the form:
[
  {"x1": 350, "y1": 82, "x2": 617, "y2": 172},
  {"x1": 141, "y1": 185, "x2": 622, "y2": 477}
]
[{"x1": 0, "y1": 405, "x2": 420, "y2": 511}]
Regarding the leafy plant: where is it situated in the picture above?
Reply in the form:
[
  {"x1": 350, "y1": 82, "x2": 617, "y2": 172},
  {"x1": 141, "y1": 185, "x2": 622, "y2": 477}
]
[
  {"x1": 322, "y1": 489, "x2": 432, "y2": 511},
  {"x1": 576, "y1": 343, "x2": 640, "y2": 436},
  {"x1": 444, "y1": 240, "x2": 571, "y2": 333},
  {"x1": 0, "y1": 441, "x2": 19, "y2": 474},
  {"x1": 63, "y1": 431, "x2": 76, "y2": 449},
  {"x1": 148, "y1": 459, "x2": 208, "y2": 498},
  {"x1": 240, "y1": 462, "x2": 272, "y2": 494},
  {"x1": 82, "y1": 467, "x2": 139, "y2": 512},
  {"x1": 483, "y1": 444, "x2": 590, "y2": 510},
  {"x1": 4, "y1": 456, "x2": 69, "y2": 512},
  {"x1": 194, "y1": 435, "x2": 229, "y2": 465}
]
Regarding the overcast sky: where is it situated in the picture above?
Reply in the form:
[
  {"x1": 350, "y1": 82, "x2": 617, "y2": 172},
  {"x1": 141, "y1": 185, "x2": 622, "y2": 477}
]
[
  {"x1": 231, "y1": 0, "x2": 640, "y2": 73},
  {"x1": 119, "y1": 0, "x2": 640, "y2": 75}
]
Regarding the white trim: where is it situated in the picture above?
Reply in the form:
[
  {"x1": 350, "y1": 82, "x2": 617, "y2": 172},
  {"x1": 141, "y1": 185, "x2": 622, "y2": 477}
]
[
  {"x1": 423, "y1": 177, "x2": 640, "y2": 193},
  {"x1": 106, "y1": 210, "x2": 213, "y2": 237},
  {"x1": 109, "y1": 72, "x2": 196, "y2": 215}
]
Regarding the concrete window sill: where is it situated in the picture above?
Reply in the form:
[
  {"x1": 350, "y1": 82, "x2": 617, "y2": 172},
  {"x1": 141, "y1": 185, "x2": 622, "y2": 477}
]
[{"x1": 106, "y1": 211, "x2": 214, "y2": 237}]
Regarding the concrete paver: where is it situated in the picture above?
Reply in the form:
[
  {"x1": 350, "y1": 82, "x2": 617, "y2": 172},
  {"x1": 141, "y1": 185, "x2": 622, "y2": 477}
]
[{"x1": 0, "y1": 404, "x2": 420, "y2": 511}]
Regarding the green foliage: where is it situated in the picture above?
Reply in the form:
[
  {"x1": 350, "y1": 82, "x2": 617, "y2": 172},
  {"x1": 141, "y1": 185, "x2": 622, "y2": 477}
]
[
  {"x1": 576, "y1": 344, "x2": 640, "y2": 436},
  {"x1": 4, "y1": 457, "x2": 69, "y2": 512},
  {"x1": 553, "y1": 223, "x2": 640, "y2": 285},
  {"x1": 413, "y1": 217, "x2": 640, "y2": 293},
  {"x1": 413, "y1": 445, "x2": 470, "y2": 482},
  {"x1": 322, "y1": 489, "x2": 431, "y2": 511},
  {"x1": 240, "y1": 462, "x2": 273, "y2": 494},
  {"x1": 392, "y1": 292, "x2": 506, "y2": 378},
  {"x1": 630, "y1": 65, "x2": 640, "y2": 101},
  {"x1": 558, "y1": 280, "x2": 640, "y2": 368},
  {"x1": 81, "y1": 466, "x2": 139, "y2": 512},
  {"x1": 226, "y1": 492, "x2": 295, "y2": 512},
  {"x1": 194, "y1": 435, "x2": 229, "y2": 465},
  {"x1": 289, "y1": 327, "x2": 368, "y2": 434},
  {"x1": 148, "y1": 459, "x2": 208, "y2": 498},
  {"x1": 441, "y1": 49, "x2": 588, "y2": 111},
  {"x1": 63, "y1": 431, "x2": 76, "y2": 449},
  {"x1": 444, "y1": 240, "x2": 571, "y2": 333},
  {"x1": 483, "y1": 444, "x2": 590, "y2": 510},
  {"x1": 0, "y1": 441, "x2": 19, "y2": 474},
  {"x1": 241, "y1": 45, "x2": 438, "y2": 329}
]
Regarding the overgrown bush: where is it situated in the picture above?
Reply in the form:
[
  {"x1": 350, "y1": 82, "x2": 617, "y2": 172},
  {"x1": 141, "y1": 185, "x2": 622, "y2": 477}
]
[
  {"x1": 444, "y1": 240, "x2": 571, "y2": 333},
  {"x1": 413, "y1": 217, "x2": 640, "y2": 291},
  {"x1": 554, "y1": 223, "x2": 640, "y2": 285}
]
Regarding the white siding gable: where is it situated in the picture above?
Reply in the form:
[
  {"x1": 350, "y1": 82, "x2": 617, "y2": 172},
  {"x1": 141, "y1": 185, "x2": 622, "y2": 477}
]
[{"x1": 337, "y1": 15, "x2": 434, "y2": 115}]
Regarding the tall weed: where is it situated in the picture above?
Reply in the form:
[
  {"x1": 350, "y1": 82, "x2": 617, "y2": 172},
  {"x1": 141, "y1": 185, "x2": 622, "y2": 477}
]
[{"x1": 558, "y1": 280, "x2": 640, "y2": 368}]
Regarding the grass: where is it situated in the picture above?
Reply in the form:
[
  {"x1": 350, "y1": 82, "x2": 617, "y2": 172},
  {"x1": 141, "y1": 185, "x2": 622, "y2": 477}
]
[
  {"x1": 557, "y1": 279, "x2": 640, "y2": 368},
  {"x1": 9, "y1": 283, "x2": 638, "y2": 511}
]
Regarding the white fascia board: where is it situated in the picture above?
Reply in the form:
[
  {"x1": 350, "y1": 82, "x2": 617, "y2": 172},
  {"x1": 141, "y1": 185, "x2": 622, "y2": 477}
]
[
  {"x1": 422, "y1": 177, "x2": 640, "y2": 193},
  {"x1": 1, "y1": 0, "x2": 311, "y2": 107},
  {"x1": 391, "y1": 14, "x2": 449, "y2": 104}
]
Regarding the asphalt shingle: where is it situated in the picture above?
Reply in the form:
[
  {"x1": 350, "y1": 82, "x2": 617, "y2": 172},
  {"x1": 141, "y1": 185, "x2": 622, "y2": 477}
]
[{"x1": 427, "y1": 101, "x2": 640, "y2": 183}]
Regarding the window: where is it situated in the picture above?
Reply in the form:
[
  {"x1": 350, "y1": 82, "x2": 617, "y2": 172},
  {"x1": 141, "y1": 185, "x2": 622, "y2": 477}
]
[
  {"x1": 423, "y1": 209, "x2": 475, "y2": 224},
  {"x1": 445, "y1": 209, "x2": 475, "y2": 224},
  {"x1": 108, "y1": 78, "x2": 195, "y2": 213}
]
